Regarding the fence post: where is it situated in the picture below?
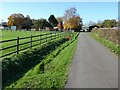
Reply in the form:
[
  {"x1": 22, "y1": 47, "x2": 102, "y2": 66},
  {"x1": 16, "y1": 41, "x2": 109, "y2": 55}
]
[
  {"x1": 46, "y1": 34, "x2": 47, "y2": 44},
  {"x1": 40, "y1": 34, "x2": 41, "y2": 46},
  {"x1": 51, "y1": 32, "x2": 52, "y2": 41},
  {"x1": 16, "y1": 37, "x2": 19, "y2": 54},
  {"x1": 65, "y1": 32, "x2": 66, "y2": 38},
  {"x1": 60, "y1": 32, "x2": 61, "y2": 39},
  {"x1": 30, "y1": 35, "x2": 32, "y2": 49},
  {"x1": 58, "y1": 32, "x2": 59, "y2": 39},
  {"x1": 59, "y1": 32, "x2": 60, "y2": 39},
  {"x1": 55, "y1": 31, "x2": 56, "y2": 40}
]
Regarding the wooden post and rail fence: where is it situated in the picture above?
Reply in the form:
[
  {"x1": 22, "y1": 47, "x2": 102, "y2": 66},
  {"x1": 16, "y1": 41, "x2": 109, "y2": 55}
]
[{"x1": 0, "y1": 31, "x2": 71, "y2": 59}]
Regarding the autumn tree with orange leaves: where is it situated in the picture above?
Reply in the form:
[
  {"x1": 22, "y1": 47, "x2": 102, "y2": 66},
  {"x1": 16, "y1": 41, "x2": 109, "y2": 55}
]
[
  {"x1": 7, "y1": 13, "x2": 25, "y2": 30},
  {"x1": 63, "y1": 7, "x2": 82, "y2": 31},
  {"x1": 7, "y1": 13, "x2": 32, "y2": 30}
]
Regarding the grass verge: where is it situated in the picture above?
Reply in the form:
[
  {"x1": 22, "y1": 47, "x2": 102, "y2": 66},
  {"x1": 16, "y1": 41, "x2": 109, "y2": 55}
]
[
  {"x1": 3, "y1": 33, "x2": 79, "y2": 89},
  {"x1": 90, "y1": 33, "x2": 120, "y2": 55}
]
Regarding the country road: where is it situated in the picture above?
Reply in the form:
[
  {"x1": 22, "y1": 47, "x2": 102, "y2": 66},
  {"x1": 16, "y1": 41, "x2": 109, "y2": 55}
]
[{"x1": 65, "y1": 33, "x2": 118, "y2": 88}]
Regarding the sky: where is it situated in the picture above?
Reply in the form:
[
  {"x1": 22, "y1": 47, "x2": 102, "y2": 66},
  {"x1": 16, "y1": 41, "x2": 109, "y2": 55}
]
[{"x1": 0, "y1": 2, "x2": 118, "y2": 25}]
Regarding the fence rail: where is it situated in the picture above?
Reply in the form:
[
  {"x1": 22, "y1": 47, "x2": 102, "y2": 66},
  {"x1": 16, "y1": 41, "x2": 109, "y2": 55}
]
[{"x1": 0, "y1": 31, "x2": 70, "y2": 58}]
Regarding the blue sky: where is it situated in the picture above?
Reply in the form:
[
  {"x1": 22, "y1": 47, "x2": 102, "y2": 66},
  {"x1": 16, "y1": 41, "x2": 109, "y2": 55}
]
[{"x1": 0, "y1": 2, "x2": 118, "y2": 24}]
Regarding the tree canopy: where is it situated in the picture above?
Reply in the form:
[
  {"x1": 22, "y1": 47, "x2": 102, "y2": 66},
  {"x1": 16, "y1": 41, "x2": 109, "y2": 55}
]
[
  {"x1": 7, "y1": 13, "x2": 32, "y2": 30},
  {"x1": 63, "y1": 7, "x2": 82, "y2": 31},
  {"x1": 33, "y1": 18, "x2": 52, "y2": 30},
  {"x1": 22, "y1": 15, "x2": 33, "y2": 30},
  {"x1": 48, "y1": 15, "x2": 58, "y2": 27},
  {"x1": 7, "y1": 13, "x2": 24, "y2": 29},
  {"x1": 96, "y1": 19, "x2": 117, "y2": 28}
]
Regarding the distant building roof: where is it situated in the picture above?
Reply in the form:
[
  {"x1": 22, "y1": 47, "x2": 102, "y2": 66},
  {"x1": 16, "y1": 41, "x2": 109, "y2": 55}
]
[{"x1": 1, "y1": 22, "x2": 8, "y2": 27}]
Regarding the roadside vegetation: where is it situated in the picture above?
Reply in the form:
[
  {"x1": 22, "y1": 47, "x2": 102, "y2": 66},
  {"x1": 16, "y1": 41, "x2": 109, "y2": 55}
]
[
  {"x1": 2, "y1": 32, "x2": 79, "y2": 89},
  {"x1": 91, "y1": 28, "x2": 120, "y2": 55}
]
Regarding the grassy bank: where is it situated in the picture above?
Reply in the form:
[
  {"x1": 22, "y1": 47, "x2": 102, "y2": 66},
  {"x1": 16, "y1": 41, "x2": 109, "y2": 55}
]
[
  {"x1": 3, "y1": 32, "x2": 79, "y2": 89},
  {"x1": 91, "y1": 29, "x2": 120, "y2": 55}
]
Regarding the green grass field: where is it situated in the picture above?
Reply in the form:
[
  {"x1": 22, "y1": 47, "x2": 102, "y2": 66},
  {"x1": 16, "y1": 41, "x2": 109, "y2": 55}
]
[
  {"x1": 1, "y1": 30, "x2": 66, "y2": 58},
  {"x1": 1, "y1": 30, "x2": 49, "y2": 40}
]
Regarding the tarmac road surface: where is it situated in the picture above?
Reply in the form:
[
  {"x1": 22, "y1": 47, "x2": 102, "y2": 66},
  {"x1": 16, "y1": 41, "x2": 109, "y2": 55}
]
[{"x1": 65, "y1": 33, "x2": 118, "y2": 88}]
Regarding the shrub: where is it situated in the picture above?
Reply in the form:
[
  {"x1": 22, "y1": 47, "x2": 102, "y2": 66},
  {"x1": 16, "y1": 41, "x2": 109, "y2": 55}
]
[
  {"x1": 92, "y1": 28, "x2": 119, "y2": 44},
  {"x1": 66, "y1": 35, "x2": 72, "y2": 40}
]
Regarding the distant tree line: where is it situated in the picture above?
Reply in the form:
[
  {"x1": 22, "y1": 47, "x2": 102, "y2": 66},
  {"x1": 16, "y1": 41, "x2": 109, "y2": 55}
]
[
  {"x1": 88, "y1": 19, "x2": 117, "y2": 28},
  {"x1": 6, "y1": 7, "x2": 83, "y2": 31},
  {"x1": 96, "y1": 19, "x2": 117, "y2": 28},
  {"x1": 32, "y1": 18, "x2": 52, "y2": 30},
  {"x1": 7, "y1": 13, "x2": 59, "y2": 30}
]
